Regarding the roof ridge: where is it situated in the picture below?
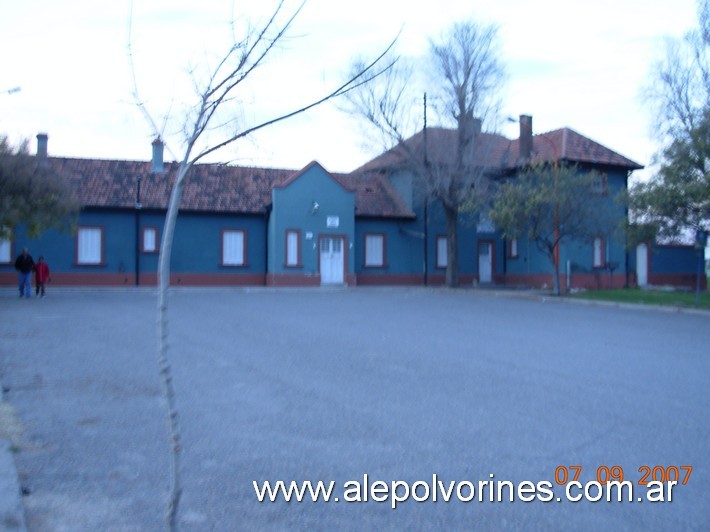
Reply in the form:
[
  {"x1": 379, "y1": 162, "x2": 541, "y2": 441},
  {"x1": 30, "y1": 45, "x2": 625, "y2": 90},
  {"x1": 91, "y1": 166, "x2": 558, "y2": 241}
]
[
  {"x1": 533, "y1": 127, "x2": 568, "y2": 137},
  {"x1": 48, "y1": 155, "x2": 299, "y2": 174},
  {"x1": 274, "y1": 160, "x2": 355, "y2": 192}
]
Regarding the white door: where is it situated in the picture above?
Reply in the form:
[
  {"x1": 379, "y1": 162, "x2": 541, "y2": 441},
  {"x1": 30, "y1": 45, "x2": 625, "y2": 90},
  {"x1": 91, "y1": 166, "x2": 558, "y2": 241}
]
[
  {"x1": 320, "y1": 237, "x2": 344, "y2": 284},
  {"x1": 636, "y1": 243, "x2": 648, "y2": 287},
  {"x1": 478, "y1": 242, "x2": 493, "y2": 283}
]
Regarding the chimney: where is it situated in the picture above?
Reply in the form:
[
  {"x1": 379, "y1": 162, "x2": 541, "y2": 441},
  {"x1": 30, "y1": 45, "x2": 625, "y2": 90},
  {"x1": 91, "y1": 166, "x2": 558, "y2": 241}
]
[
  {"x1": 519, "y1": 115, "x2": 533, "y2": 161},
  {"x1": 462, "y1": 112, "x2": 482, "y2": 143},
  {"x1": 471, "y1": 117, "x2": 482, "y2": 136},
  {"x1": 151, "y1": 137, "x2": 164, "y2": 173},
  {"x1": 36, "y1": 133, "x2": 48, "y2": 160}
]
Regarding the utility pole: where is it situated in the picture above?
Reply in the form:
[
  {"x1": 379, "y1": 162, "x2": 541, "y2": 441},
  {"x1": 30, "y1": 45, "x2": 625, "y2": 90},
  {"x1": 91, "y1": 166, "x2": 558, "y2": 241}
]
[{"x1": 423, "y1": 93, "x2": 429, "y2": 286}]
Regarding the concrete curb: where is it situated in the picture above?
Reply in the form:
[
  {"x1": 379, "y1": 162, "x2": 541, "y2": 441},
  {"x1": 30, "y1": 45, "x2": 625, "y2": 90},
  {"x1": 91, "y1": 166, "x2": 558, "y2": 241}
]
[
  {"x1": 0, "y1": 379, "x2": 26, "y2": 531},
  {"x1": 0, "y1": 439, "x2": 26, "y2": 531},
  {"x1": 472, "y1": 288, "x2": 710, "y2": 316},
  {"x1": 556, "y1": 294, "x2": 710, "y2": 316},
  {"x1": 2, "y1": 285, "x2": 707, "y2": 316}
]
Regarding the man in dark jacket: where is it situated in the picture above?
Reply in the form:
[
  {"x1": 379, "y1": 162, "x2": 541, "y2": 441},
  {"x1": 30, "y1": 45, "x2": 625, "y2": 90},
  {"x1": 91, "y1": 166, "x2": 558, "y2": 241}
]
[{"x1": 14, "y1": 248, "x2": 35, "y2": 298}]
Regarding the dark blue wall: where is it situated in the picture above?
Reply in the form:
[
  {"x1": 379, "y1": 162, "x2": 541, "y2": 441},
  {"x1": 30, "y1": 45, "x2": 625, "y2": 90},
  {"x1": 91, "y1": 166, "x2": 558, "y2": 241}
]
[
  {"x1": 649, "y1": 245, "x2": 702, "y2": 274},
  {"x1": 354, "y1": 218, "x2": 423, "y2": 275},
  {"x1": 2, "y1": 209, "x2": 268, "y2": 280}
]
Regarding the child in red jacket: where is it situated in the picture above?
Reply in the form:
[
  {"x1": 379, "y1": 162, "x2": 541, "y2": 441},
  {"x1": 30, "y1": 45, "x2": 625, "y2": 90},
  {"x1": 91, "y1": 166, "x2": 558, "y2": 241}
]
[{"x1": 34, "y1": 256, "x2": 50, "y2": 297}]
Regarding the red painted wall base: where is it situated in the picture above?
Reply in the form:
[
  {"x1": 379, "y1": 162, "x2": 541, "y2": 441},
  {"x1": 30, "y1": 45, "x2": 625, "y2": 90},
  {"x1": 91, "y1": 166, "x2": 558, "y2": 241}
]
[{"x1": 1, "y1": 271, "x2": 705, "y2": 290}]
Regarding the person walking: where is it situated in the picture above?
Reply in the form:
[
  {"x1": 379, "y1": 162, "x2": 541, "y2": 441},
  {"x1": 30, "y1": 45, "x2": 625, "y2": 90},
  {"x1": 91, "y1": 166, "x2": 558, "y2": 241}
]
[
  {"x1": 14, "y1": 248, "x2": 35, "y2": 298},
  {"x1": 34, "y1": 256, "x2": 51, "y2": 297}
]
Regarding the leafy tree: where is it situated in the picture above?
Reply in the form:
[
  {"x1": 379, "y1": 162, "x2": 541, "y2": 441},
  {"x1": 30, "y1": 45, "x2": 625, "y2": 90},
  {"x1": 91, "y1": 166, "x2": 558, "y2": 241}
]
[
  {"x1": 345, "y1": 19, "x2": 505, "y2": 287},
  {"x1": 490, "y1": 162, "x2": 615, "y2": 295},
  {"x1": 630, "y1": 110, "x2": 709, "y2": 237},
  {"x1": 0, "y1": 135, "x2": 78, "y2": 239},
  {"x1": 631, "y1": 0, "x2": 709, "y2": 237}
]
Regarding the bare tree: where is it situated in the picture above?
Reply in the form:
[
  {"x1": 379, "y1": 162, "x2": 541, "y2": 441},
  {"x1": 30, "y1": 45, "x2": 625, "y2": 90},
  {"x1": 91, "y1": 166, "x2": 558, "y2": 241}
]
[
  {"x1": 346, "y1": 20, "x2": 505, "y2": 287},
  {"x1": 631, "y1": 0, "x2": 709, "y2": 238},
  {"x1": 646, "y1": 0, "x2": 709, "y2": 142},
  {"x1": 129, "y1": 1, "x2": 394, "y2": 529}
]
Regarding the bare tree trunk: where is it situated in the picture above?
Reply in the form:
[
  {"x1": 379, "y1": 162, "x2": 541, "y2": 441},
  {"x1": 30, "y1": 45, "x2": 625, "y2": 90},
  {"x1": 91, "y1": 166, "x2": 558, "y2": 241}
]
[
  {"x1": 547, "y1": 245, "x2": 561, "y2": 296},
  {"x1": 445, "y1": 205, "x2": 459, "y2": 287},
  {"x1": 552, "y1": 259, "x2": 561, "y2": 296},
  {"x1": 156, "y1": 161, "x2": 190, "y2": 531},
  {"x1": 126, "y1": 7, "x2": 396, "y2": 529}
]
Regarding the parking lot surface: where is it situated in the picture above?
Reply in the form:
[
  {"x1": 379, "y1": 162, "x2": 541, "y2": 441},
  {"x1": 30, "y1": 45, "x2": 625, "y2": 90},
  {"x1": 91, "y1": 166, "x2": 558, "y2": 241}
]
[{"x1": 1, "y1": 287, "x2": 708, "y2": 530}]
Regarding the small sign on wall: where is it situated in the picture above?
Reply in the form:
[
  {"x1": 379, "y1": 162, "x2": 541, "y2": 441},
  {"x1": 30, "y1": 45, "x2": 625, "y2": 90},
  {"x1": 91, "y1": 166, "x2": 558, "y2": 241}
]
[
  {"x1": 305, "y1": 232, "x2": 313, "y2": 240},
  {"x1": 326, "y1": 216, "x2": 340, "y2": 228}
]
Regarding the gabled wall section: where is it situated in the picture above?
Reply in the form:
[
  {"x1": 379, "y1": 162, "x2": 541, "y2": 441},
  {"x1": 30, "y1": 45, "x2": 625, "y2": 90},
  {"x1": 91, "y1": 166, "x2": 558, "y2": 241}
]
[{"x1": 267, "y1": 162, "x2": 356, "y2": 285}]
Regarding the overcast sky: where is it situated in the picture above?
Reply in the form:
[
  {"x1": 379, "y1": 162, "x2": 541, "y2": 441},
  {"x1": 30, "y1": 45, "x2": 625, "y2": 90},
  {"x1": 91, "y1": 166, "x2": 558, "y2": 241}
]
[{"x1": 0, "y1": 0, "x2": 699, "y2": 181}]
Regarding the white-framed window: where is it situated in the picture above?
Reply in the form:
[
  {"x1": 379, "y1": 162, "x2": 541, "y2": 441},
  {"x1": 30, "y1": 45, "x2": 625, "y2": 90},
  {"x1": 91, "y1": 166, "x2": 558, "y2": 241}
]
[
  {"x1": 286, "y1": 230, "x2": 300, "y2": 267},
  {"x1": 222, "y1": 229, "x2": 245, "y2": 266},
  {"x1": 508, "y1": 237, "x2": 519, "y2": 259},
  {"x1": 142, "y1": 227, "x2": 158, "y2": 253},
  {"x1": 77, "y1": 226, "x2": 103, "y2": 265},
  {"x1": 364, "y1": 233, "x2": 385, "y2": 267},
  {"x1": 436, "y1": 236, "x2": 448, "y2": 268},
  {"x1": 593, "y1": 236, "x2": 604, "y2": 268},
  {"x1": 0, "y1": 227, "x2": 11, "y2": 264}
]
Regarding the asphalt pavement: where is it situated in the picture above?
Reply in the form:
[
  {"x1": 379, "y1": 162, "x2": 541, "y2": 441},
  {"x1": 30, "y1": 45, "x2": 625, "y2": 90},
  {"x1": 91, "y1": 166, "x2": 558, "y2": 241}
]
[{"x1": 0, "y1": 287, "x2": 708, "y2": 530}]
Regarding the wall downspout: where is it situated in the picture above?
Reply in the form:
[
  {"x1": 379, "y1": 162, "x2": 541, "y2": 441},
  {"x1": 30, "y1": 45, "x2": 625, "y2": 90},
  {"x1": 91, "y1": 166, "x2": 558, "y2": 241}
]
[
  {"x1": 424, "y1": 201, "x2": 429, "y2": 286},
  {"x1": 135, "y1": 175, "x2": 142, "y2": 286},
  {"x1": 264, "y1": 207, "x2": 271, "y2": 286},
  {"x1": 624, "y1": 170, "x2": 630, "y2": 288}
]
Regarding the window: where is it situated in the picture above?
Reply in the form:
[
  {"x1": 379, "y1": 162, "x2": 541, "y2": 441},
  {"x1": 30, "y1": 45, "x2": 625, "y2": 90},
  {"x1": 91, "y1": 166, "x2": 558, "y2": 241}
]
[
  {"x1": 436, "y1": 236, "x2": 448, "y2": 268},
  {"x1": 0, "y1": 228, "x2": 11, "y2": 264},
  {"x1": 591, "y1": 174, "x2": 608, "y2": 195},
  {"x1": 222, "y1": 229, "x2": 246, "y2": 266},
  {"x1": 477, "y1": 213, "x2": 495, "y2": 233},
  {"x1": 508, "y1": 237, "x2": 519, "y2": 259},
  {"x1": 142, "y1": 227, "x2": 158, "y2": 253},
  {"x1": 285, "y1": 230, "x2": 300, "y2": 267},
  {"x1": 593, "y1": 237, "x2": 604, "y2": 268},
  {"x1": 77, "y1": 226, "x2": 103, "y2": 265},
  {"x1": 364, "y1": 233, "x2": 385, "y2": 267}
]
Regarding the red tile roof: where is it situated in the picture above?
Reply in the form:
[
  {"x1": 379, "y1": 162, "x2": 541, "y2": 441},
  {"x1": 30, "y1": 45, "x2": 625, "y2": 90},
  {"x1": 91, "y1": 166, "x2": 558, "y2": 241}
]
[
  {"x1": 353, "y1": 128, "x2": 515, "y2": 173},
  {"x1": 512, "y1": 128, "x2": 643, "y2": 169},
  {"x1": 45, "y1": 125, "x2": 638, "y2": 220},
  {"x1": 354, "y1": 126, "x2": 643, "y2": 173},
  {"x1": 48, "y1": 157, "x2": 414, "y2": 218},
  {"x1": 345, "y1": 171, "x2": 415, "y2": 218}
]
